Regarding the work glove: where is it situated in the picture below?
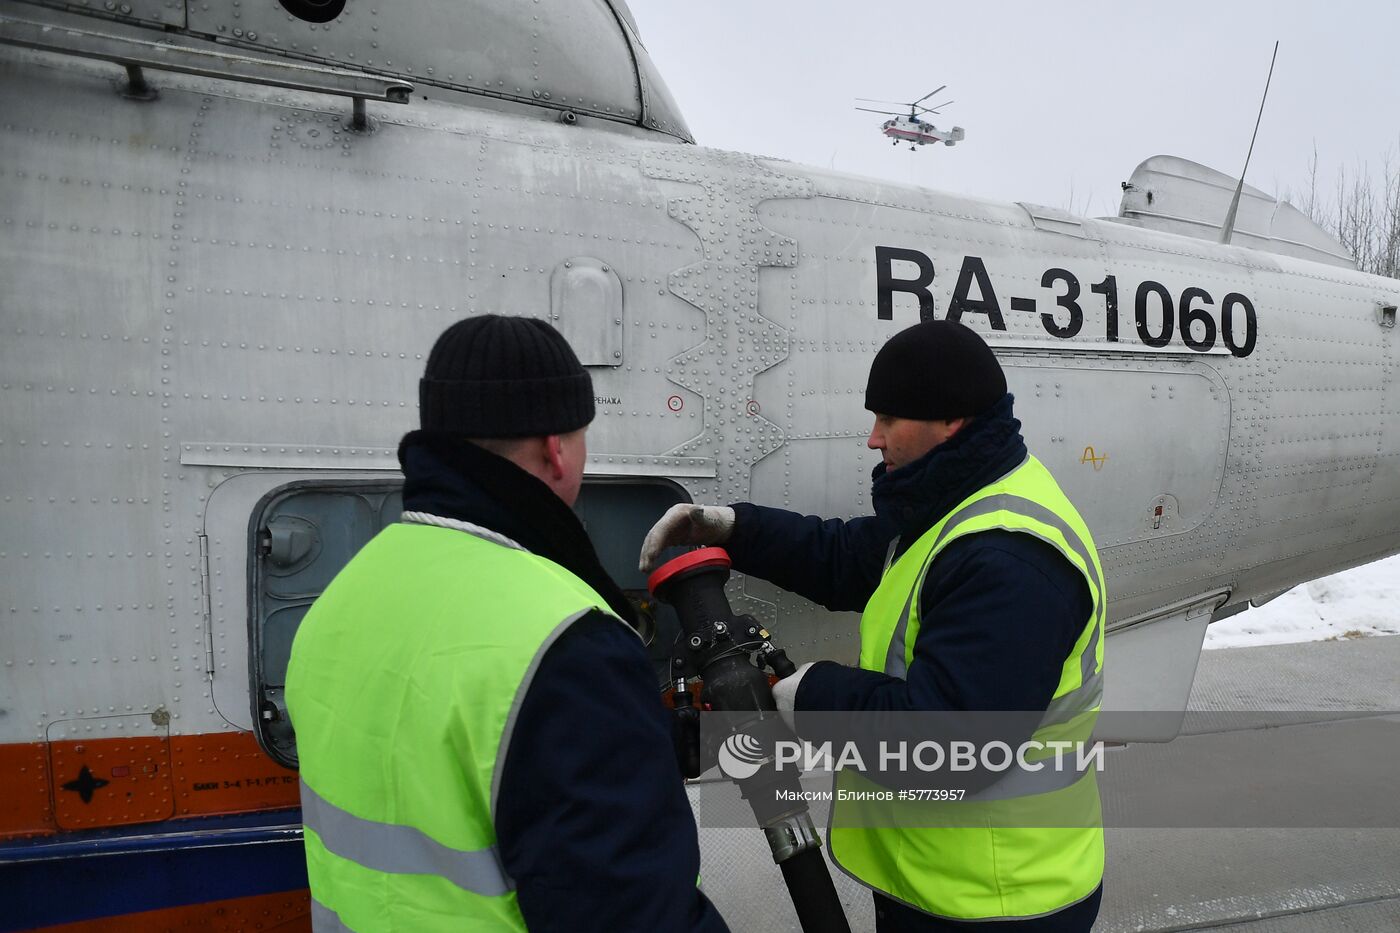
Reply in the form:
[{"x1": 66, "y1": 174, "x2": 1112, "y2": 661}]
[
  {"x1": 638, "y1": 504, "x2": 736, "y2": 572},
  {"x1": 771, "y1": 661, "x2": 816, "y2": 733}
]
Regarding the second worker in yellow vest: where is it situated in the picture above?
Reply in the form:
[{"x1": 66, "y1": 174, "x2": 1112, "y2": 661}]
[
  {"x1": 640, "y1": 320, "x2": 1105, "y2": 933},
  {"x1": 289, "y1": 315, "x2": 729, "y2": 932}
]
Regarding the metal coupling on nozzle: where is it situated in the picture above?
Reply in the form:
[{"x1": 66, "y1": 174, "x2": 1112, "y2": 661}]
[{"x1": 763, "y1": 811, "x2": 823, "y2": 864}]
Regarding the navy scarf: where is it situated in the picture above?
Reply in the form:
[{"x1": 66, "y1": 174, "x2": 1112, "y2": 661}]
[{"x1": 871, "y1": 393, "x2": 1028, "y2": 553}]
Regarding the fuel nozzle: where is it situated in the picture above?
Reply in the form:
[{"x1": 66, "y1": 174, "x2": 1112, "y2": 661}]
[
  {"x1": 647, "y1": 548, "x2": 853, "y2": 933},
  {"x1": 647, "y1": 548, "x2": 737, "y2": 635},
  {"x1": 647, "y1": 547, "x2": 793, "y2": 689},
  {"x1": 648, "y1": 546, "x2": 794, "y2": 787}
]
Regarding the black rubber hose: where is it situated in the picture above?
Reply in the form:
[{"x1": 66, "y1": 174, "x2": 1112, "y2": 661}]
[{"x1": 779, "y1": 848, "x2": 852, "y2": 933}]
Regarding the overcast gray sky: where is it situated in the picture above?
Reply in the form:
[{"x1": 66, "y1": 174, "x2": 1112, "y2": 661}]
[{"x1": 627, "y1": 1, "x2": 1399, "y2": 218}]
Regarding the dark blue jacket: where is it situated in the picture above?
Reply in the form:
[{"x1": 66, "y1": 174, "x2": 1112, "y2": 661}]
[
  {"x1": 399, "y1": 433, "x2": 728, "y2": 933},
  {"x1": 726, "y1": 394, "x2": 1092, "y2": 718}
]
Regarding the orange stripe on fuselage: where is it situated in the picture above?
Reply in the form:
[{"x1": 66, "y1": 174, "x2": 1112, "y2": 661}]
[
  {"x1": 32, "y1": 890, "x2": 311, "y2": 933},
  {"x1": 1, "y1": 731, "x2": 300, "y2": 840}
]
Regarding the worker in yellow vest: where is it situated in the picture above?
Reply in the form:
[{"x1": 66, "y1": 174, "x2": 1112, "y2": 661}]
[
  {"x1": 288, "y1": 315, "x2": 729, "y2": 932},
  {"x1": 641, "y1": 320, "x2": 1104, "y2": 932}
]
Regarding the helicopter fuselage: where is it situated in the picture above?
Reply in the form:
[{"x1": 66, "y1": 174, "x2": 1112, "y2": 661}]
[{"x1": 2, "y1": 2, "x2": 1398, "y2": 929}]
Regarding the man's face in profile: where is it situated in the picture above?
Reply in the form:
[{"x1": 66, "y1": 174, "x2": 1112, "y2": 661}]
[{"x1": 867, "y1": 413, "x2": 965, "y2": 472}]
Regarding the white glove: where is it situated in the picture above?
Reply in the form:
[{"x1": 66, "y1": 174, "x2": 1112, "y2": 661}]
[
  {"x1": 771, "y1": 662, "x2": 816, "y2": 732},
  {"x1": 638, "y1": 504, "x2": 736, "y2": 572}
]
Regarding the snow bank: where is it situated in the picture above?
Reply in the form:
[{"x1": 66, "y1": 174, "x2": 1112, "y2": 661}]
[{"x1": 1203, "y1": 553, "x2": 1400, "y2": 649}]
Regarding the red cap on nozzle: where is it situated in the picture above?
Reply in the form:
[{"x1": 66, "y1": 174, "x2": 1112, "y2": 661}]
[{"x1": 646, "y1": 547, "x2": 732, "y2": 596}]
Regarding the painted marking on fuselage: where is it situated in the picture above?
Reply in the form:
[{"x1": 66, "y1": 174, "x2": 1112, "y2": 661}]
[
  {"x1": 874, "y1": 247, "x2": 1259, "y2": 357},
  {"x1": 60, "y1": 766, "x2": 109, "y2": 805},
  {"x1": 2, "y1": 732, "x2": 300, "y2": 841}
]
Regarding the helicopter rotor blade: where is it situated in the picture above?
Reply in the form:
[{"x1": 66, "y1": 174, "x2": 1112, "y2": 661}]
[
  {"x1": 855, "y1": 97, "x2": 913, "y2": 106},
  {"x1": 855, "y1": 107, "x2": 903, "y2": 115},
  {"x1": 916, "y1": 101, "x2": 954, "y2": 115},
  {"x1": 913, "y1": 84, "x2": 948, "y2": 106}
]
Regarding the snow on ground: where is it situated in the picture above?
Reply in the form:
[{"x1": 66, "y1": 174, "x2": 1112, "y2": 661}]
[{"x1": 1203, "y1": 553, "x2": 1400, "y2": 649}]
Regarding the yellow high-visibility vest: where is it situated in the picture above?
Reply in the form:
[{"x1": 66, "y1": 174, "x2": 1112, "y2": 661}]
[
  {"x1": 829, "y1": 454, "x2": 1106, "y2": 921},
  {"x1": 286, "y1": 517, "x2": 622, "y2": 932}
]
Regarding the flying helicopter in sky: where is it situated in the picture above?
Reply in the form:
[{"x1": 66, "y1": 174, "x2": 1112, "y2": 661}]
[
  {"x1": 1, "y1": 0, "x2": 1398, "y2": 930},
  {"x1": 856, "y1": 84, "x2": 967, "y2": 149}
]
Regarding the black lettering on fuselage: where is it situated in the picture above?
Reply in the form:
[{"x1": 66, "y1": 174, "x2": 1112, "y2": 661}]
[
  {"x1": 868, "y1": 247, "x2": 1259, "y2": 356},
  {"x1": 947, "y1": 255, "x2": 1006, "y2": 330},
  {"x1": 875, "y1": 246, "x2": 936, "y2": 321}
]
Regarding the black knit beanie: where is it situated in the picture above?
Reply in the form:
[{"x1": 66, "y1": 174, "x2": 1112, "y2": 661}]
[
  {"x1": 419, "y1": 315, "x2": 595, "y2": 437},
  {"x1": 865, "y1": 320, "x2": 1006, "y2": 420}
]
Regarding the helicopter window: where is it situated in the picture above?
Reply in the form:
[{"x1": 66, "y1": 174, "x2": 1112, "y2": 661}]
[
  {"x1": 248, "y1": 477, "x2": 690, "y2": 767},
  {"x1": 249, "y1": 481, "x2": 403, "y2": 767},
  {"x1": 277, "y1": 0, "x2": 346, "y2": 24}
]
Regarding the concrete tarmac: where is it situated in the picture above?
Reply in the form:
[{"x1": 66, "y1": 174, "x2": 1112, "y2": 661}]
[
  {"x1": 696, "y1": 635, "x2": 1400, "y2": 932},
  {"x1": 1094, "y1": 634, "x2": 1400, "y2": 932}
]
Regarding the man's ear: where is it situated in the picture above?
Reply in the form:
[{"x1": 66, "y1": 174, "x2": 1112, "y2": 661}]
[
  {"x1": 946, "y1": 417, "x2": 969, "y2": 437},
  {"x1": 543, "y1": 434, "x2": 566, "y2": 481}
]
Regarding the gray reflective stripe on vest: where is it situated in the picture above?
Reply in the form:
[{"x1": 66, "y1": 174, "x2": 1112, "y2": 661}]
[
  {"x1": 964, "y1": 758, "x2": 1095, "y2": 801},
  {"x1": 881, "y1": 584, "x2": 919, "y2": 678},
  {"x1": 1041, "y1": 672, "x2": 1104, "y2": 727},
  {"x1": 311, "y1": 897, "x2": 354, "y2": 933},
  {"x1": 490, "y1": 607, "x2": 610, "y2": 819},
  {"x1": 300, "y1": 779, "x2": 514, "y2": 897},
  {"x1": 881, "y1": 536, "x2": 901, "y2": 575},
  {"x1": 883, "y1": 494, "x2": 1103, "y2": 693}
]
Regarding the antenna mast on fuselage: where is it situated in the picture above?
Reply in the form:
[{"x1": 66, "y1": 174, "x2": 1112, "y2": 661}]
[{"x1": 1220, "y1": 41, "x2": 1280, "y2": 245}]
